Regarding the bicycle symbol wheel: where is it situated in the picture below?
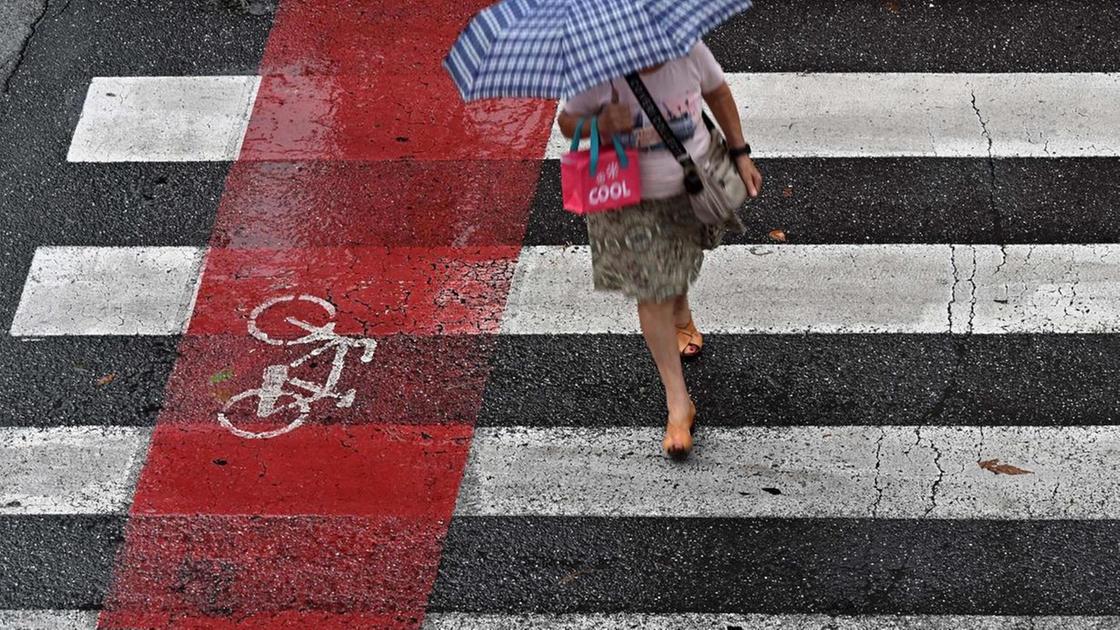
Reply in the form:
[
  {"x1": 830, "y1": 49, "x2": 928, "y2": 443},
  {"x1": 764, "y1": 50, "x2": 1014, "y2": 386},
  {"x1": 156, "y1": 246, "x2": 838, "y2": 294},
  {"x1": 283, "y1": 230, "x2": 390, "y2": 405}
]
[
  {"x1": 248, "y1": 294, "x2": 337, "y2": 346},
  {"x1": 218, "y1": 387, "x2": 311, "y2": 439}
]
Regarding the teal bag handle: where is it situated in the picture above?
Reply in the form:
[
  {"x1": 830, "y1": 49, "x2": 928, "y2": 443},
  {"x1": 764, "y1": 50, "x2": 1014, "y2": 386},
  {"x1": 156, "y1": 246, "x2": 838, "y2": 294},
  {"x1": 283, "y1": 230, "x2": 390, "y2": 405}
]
[
  {"x1": 610, "y1": 134, "x2": 630, "y2": 169},
  {"x1": 589, "y1": 116, "x2": 601, "y2": 176},
  {"x1": 570, "y1": 118, "x2": 585, "y2": 152},
  {"x1": 570, "y1": 116, "x2": 630, "y2": 174}
]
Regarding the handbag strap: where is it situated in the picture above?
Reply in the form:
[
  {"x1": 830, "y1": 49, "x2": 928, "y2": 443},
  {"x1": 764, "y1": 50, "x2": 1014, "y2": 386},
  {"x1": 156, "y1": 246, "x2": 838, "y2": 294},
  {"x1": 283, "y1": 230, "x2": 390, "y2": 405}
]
[
  {"x1": 570, "y1": 118, "x2": 585, "y2": 152},
  {"x1": 570, "y1": 117, "x2": 603, "y2": 175},
  {"x1": 569, "y1": 116, "x2": 631, "y2": 173},
  {"x1": 624, "y1": 72, "x2": 704, "y2": 193}
]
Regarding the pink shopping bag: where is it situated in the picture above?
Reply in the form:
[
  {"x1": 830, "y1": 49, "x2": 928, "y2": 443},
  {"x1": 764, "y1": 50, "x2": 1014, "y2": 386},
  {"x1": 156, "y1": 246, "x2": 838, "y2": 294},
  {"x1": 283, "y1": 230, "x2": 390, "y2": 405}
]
[{"x1": 561, "y1": 117, "x2": 641, "y2": 215}]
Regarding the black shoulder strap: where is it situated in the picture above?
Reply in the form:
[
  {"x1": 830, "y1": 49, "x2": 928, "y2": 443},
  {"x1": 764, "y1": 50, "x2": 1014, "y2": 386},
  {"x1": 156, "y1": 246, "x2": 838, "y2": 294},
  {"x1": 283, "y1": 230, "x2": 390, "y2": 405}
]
[
  {"x1": 624, "y1": 72, "x2": 695, "y2": 168},
  {"x1": 624, "y1": 72, "x2": 707, "y2": 194}
]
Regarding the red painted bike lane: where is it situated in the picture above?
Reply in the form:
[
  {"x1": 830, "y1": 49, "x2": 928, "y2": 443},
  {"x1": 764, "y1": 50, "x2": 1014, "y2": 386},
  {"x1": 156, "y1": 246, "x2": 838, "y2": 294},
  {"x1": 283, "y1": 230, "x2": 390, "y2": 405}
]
[{"x1": 98, "y1": 1, "x2": 553, "y2": 627}]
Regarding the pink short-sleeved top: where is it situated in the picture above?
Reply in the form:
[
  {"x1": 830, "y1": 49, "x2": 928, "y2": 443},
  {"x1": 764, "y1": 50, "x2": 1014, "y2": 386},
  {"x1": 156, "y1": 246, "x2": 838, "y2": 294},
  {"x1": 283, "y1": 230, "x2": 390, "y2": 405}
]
[{"x1": 562, "y1": 42, "x2": 726, "y2": 200}]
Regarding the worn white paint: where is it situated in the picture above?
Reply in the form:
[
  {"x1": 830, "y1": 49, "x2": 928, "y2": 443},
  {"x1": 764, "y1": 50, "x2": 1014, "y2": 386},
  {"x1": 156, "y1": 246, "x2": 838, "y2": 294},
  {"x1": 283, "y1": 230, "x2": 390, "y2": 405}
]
[
  {"x1": 545, "y1": 72, "x2": 1120, "y2": 159},
  {"x1": 500, "y1": 244, "x2": 1120, "y2": 335},
  {"x1": 0, "y1": 610, "x2": 97, "y2": 630},
  {"x1": 67, "y1": 76, "x2": 260, "y2": 162},
  {"x1": 967, "y1": 244, "x2": 1120, "y2": 334},
  {"x1": 425, "y1": 614, "x2": 1120, "y2": 630},
  {"x1": 0, "y1": 426, "x2": 151, "y2": 515},
  {"x1": 9, "y1": 246, "x2": 205, "y2": 336},
  {"x1": 456, "y1": 425, "x2": 1120, "y2": 519}
]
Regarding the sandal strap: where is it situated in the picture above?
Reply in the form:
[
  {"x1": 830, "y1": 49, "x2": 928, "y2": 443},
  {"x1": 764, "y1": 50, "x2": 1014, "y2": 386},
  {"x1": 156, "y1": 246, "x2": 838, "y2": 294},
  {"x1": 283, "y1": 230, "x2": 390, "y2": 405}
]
[
  {"x1": 676, "y1": 319, "x2": 703, "y2": 355},
  {"x1": 676, "y1": 327, "x2": 694, "y2": 353}
]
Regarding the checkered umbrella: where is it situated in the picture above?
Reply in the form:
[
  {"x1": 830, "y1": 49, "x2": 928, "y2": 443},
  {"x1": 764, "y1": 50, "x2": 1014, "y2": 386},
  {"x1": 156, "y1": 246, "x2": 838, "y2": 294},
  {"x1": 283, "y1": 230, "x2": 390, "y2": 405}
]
[{"x1": 444, "y1": 0, "x2": 752, "y2": 101}]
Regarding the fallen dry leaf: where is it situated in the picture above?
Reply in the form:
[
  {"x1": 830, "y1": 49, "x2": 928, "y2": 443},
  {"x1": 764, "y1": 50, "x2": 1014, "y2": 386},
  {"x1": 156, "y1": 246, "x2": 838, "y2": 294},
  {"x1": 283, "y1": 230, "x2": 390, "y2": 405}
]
[
  {"x1": 769, "y1": 229, "x2": 787, "y2": 243},
  {"x1": 211, "y1": 386, "x2": 234, "y2": 405},
  {"x1": 782, "y1": 185, "x2": 794, "y2": 198},
  {"x1": 96, "y1": 373, "x2": 117, "y2": 387},
  {"x1": 978, "y1": 458, "x2": 1034, "y2": 475},
  {"x1": 883, "y1": 0, "x2": 901, "y2": 14},
  {"x1": 558, "y1": 565, "x2": 591, "y2": 585}
]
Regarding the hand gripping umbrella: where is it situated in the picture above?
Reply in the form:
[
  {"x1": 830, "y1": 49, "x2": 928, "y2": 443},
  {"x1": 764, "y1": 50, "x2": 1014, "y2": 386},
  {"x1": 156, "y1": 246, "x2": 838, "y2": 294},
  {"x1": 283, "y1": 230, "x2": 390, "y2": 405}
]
[{"x1": 444, "y1": 0, "x2": 752, "y2": 101}]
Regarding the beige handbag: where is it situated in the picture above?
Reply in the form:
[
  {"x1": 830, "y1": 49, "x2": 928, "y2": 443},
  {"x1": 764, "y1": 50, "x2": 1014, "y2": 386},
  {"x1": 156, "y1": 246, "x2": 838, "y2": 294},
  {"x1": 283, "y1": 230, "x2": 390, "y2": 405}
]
[{"x1": 624, "y1": 73, "x2": 747, "y2": 230}]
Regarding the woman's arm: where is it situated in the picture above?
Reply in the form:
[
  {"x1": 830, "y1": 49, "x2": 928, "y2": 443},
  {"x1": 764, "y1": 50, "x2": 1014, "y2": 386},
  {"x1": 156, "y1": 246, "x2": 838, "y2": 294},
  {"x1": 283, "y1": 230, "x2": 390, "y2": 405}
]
[{"x1": 703, "y1": 82, "x2": 762, "y2": 197}]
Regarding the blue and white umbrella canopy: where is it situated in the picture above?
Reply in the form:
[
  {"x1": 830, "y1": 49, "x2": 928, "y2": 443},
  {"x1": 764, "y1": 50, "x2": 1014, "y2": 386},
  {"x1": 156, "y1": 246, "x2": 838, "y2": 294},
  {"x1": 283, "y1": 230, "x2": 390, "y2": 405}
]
[{"x1": 444, "y1": 0, "x2": 752, "y2": 101}]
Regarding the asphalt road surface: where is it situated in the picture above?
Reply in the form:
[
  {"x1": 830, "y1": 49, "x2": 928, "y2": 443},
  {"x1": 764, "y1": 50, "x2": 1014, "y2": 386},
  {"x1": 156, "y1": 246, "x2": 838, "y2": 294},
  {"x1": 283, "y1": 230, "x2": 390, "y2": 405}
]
[{"x1": 2, "y1": 1, "x2": 1120, "y2": 628}]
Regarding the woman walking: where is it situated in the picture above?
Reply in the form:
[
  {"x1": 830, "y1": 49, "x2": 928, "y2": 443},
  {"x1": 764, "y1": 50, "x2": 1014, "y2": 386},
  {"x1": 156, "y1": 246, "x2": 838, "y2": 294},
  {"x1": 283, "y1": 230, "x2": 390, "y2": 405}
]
[{"x1": 558, "y1": 41, "x2": 762, "y2": 460}]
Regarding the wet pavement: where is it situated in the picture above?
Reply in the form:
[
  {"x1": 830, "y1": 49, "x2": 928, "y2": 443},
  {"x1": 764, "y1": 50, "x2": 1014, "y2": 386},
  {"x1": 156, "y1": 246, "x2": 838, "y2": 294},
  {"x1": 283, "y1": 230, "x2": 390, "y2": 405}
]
[{"x1": 2, "y1": 1, "x2": 1120, "y2": 628}]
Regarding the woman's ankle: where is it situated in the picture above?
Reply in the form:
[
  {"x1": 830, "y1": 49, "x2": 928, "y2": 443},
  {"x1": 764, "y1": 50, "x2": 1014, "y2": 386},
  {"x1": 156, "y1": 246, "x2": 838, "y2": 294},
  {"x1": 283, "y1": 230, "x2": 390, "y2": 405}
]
[
  {"x1": 672, "y1": 295, "x2": 691, "y2": 327},
  {"x1": 666, "y1": 395, "x2": 693, "y2": 418}
]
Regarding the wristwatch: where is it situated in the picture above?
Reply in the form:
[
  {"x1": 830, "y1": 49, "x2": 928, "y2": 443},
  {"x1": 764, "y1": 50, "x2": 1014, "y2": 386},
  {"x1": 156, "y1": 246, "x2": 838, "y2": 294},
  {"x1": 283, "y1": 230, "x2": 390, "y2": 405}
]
[{"x1": 728, "y1": 143, "x2": 752, "y2": 159}]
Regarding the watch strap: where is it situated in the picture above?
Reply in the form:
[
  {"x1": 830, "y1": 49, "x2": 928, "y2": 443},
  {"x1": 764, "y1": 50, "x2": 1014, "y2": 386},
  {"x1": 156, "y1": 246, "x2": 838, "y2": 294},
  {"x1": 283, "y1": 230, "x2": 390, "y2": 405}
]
[{"x1": 728, "y1": 143, "x2": 752, "y2": 159}]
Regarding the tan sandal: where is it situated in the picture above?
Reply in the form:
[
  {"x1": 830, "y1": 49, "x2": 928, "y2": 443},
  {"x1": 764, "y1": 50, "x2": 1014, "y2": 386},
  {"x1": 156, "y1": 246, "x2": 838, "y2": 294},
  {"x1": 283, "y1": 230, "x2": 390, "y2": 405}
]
[
  {"x1": 663, "y1": 401, "x2": 697, "y2": 461},
  {"x1": 675, "y1": 319, "x2": 703, "y2": 360}
]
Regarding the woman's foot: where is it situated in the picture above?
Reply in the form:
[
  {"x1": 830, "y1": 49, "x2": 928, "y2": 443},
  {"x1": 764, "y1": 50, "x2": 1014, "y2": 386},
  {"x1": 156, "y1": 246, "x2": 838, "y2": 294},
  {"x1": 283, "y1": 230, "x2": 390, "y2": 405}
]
[
  {"x1": 675, "y1": 318, "x2": 703, "y2": 360},
  {"x1": 662, "y1": 401, "x2": 697, "y2": 461}
]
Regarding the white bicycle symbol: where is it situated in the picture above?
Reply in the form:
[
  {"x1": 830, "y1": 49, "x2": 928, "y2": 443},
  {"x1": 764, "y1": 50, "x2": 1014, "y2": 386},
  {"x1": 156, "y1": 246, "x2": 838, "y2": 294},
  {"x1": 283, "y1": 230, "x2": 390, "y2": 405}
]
[{"x1": 217, "y1": 294, "x2": 377, "y2": 439}]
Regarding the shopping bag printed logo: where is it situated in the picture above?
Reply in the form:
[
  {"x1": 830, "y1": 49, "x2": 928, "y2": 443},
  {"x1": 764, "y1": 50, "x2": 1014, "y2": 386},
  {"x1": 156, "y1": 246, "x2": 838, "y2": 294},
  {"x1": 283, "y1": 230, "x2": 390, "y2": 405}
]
[
  {"x1": 561, "y1": 117, "x2": 641, "y2": 214},
  {"x1": 590, "y1": 161, "x2": 633, "y2": 205}
]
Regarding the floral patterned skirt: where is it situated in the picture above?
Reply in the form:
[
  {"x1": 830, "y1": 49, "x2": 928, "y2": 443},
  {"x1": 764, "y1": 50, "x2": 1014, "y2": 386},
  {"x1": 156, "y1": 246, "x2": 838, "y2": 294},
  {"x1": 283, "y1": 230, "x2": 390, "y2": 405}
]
[{"x1": 586, "y1": 194, "x2": 725, "y2": 304}]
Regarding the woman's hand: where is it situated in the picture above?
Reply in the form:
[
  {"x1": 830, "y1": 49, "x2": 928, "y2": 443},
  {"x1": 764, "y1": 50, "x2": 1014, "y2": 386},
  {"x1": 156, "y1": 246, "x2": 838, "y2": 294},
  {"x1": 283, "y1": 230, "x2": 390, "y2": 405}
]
[
  {"x1": 598, "y1": 87, "x2": 633, "y2": 137},
  {"x1": 598, "y1": 103, "x2": 633, "y2": 136},
  {"x1": 735, "y1": 155, "x2": 762, "y2": 198}
]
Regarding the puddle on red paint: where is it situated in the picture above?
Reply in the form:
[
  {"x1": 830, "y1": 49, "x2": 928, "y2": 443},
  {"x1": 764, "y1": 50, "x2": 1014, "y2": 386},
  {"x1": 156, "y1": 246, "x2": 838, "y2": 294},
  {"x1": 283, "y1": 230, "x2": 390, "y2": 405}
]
[
  {"x1": 212, "y1": 160, "x2": 545, "y2": 249},
  {"x1": 241, "y1": 74, "x2": 554, "y2": 161}
]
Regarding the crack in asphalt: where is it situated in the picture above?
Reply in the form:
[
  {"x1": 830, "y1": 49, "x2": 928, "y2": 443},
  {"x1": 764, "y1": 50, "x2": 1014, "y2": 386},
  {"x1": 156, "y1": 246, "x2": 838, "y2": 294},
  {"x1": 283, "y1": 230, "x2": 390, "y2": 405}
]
[
  {"x1": 917, "y1": 426, "x2": 946, "y2": 517},
  {"x1": 966, "y1": 249, "x2": 978, "y2": 333},
  {"x1": 1063, "y1": 257, "x2": 1082, "y2": 320},
  {"x1": 923, "y1": 331, "x2": 962, "y2": 425},
  {"x1": 871, "y1": 427, "x2": 887, "y2": 518},
  {"x1": 975, "y1": 425, "x2": 986, "y2": 463},
  {"x1": 970, "y1": 89, "x2": 1008, "y2": 272},
  {"x1": 947, "y1": 245, "x2": 980, "y2": 335},
  {"x1": 948, "y1": 245, "x2": 959, "y2": 333},
  {"x1": 1, "y1": 0, "x2": 49, "y2": 95}
]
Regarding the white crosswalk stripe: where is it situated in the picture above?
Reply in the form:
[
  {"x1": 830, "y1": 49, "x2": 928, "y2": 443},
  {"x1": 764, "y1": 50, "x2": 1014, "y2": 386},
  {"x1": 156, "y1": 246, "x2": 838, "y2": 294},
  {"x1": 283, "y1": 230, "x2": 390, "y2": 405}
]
[
  {"x1": 546, "y1": 72, "x2": 1120, "y2": 159},
  {"x1": 0, "y1": 427, "x2": 151, "y2": 515},
  {"x1": 501, "y1": 244, "x2": 1120, "y2": 335},
  {"x1": 0, "y1": 610, "x2": 97, "y2": 630},
  {"x1": 456, "y1": 425, "x2": 1120, "y2": 519},
  {"x1": 66, "y1": 73, "x2": 1120, "y2": 163},
  {"x1": 18, "y1": 243, "x2": 1120, "y2": 337},
  {"x1": 67, "y1": 76, "x2": 260, "y2": 162},
  {"x1": 9, "y1": 246, "x2": 205, "y2": 337}
]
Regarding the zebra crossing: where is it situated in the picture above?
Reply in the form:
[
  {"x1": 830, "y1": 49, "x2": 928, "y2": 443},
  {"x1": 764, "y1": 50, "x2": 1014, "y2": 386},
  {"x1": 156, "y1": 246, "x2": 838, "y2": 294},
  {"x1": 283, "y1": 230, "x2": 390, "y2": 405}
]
[{"x1": 2, "y1": 0, "x2": 1120, "y2": 627}]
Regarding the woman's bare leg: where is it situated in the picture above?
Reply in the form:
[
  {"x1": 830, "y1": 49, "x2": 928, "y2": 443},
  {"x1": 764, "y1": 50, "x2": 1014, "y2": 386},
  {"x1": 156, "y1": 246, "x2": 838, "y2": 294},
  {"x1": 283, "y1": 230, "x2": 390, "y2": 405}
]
[
  {"x1": 672, "y1": 293, "x2": 692, "y2": 328},
  {"x1": 638, "y1": 297, "x2": 694, "y2": 456}
]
